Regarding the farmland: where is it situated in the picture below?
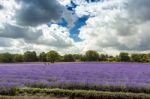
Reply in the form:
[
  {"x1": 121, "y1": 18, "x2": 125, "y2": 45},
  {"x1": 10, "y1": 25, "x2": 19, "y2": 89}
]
[
  {"x1": 0, "y1": 62, "x2": 150, "y2": 98},
  {"x1": 0, "y1": 62, "x2": 150, "y2": 88}
]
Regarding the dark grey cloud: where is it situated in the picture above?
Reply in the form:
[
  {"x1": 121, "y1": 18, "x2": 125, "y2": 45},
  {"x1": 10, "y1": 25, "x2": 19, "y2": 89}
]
[
  {"x1": 128, "y1": 0, "x2": 150, "y2": 22},
  {"x1": 0, "y1": 5, "x2": 3, "y2": 10},
  {"x1": 15, "y1": 0, "x2": 63, "y2": 26},
  {"x1": 0, "y1": 23, "x2": 42, "y2": 40},
  {"x1": 0, "y1": 23, "x2": 73, "y2": 48}
]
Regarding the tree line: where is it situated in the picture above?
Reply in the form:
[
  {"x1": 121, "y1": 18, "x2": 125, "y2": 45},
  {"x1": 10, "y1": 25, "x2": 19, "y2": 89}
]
[{"x1": 0, "y1": 50, "x2": 150, "y2": 63}]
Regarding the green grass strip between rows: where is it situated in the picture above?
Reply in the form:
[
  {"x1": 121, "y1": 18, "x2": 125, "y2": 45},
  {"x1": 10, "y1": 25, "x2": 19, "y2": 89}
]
[{"x1": 17, "y1": 88, "x2": 150, "y2": 99}]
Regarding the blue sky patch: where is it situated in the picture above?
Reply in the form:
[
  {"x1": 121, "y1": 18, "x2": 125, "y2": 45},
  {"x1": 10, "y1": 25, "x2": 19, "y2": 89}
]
[{"x1": 69, "y1": 15, "x2": 89, "y2": 42}]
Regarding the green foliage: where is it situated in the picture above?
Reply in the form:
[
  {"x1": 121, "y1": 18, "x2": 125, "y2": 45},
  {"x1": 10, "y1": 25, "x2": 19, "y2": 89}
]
[
  {"x1": 0, "y1": 96, "x2": 59, "y2": 99},
  {"x1": 1, "y1": 84, "x2": 150, "y2": 99},
  {"x1": 39, "y1": 52, "x2": 47, "y2": 62},
  {"x1": 99, "y1": 54, "x2": 108, "y2": 61},
  {"x1": 131, "y1": 53, "x2": 149, "y2": 62},
  {"x1": 72, "y1": 54, "x2": 82, "y2": 62},
  {"x1": 21, "y1": 81, "x2": 150, "y2": 94},
  {"x1": 1, "y1": 50, "x2": 150, "y2": 63},
  {"x1": 119, "y1": 52, "x2": 130, "y2": 62},
  {"x1": 0, "y1": 53, "x2": 14, "y2": 63},
  {"x1": 49, "y1": 83, "x2": 150, "y2": 94},
  {"x1": 80, "y1": 55, "x2": 87, "y2": 61},
  {"x1": 13, "y1": 54, "x2": 24, "y2": 62},
  {"x1": 108, "y1": 56, "x2": 118, "y2": 62},
  {"x1": 85, "y1": 50, "x2": 99, "y2": 61},
  {"x1": 46, "y1": 50, "x2": 59, "y2": 63},
  {"x1": 24, "y1": 51, "x2": 38, "y2": 62},
  {"x1": 16, "y1": 88, "x2": 150, "y2": 99},
  {"x1": 63, "y1": 54, "x2": 75, "y2": 62},
  {"x1": 0, "y1": 87, "x2": 17, "y2": 96}
]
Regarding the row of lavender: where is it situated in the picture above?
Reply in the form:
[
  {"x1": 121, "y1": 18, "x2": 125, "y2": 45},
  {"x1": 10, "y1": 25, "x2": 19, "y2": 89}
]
[{"x1": 0, "y1": 62, "x2": 150, "y2": 88}]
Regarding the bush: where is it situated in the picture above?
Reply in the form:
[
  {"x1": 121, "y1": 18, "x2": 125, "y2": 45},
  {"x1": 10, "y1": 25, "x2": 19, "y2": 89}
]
[{"x1": 0, "y1": 87, "x2": 17, "y2": 96}]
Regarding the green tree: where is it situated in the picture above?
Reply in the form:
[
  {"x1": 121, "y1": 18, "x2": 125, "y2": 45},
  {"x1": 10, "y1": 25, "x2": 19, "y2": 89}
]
[
  {"x1": 57, "y1": 55, "x2": 64, "y2": 62},
  {"x1": 99, "y1": 54, "x2": 108, "y2": 61},
  {"x1": 131, "y1": 54, "x2": 141, "y2": 62},
  {"x1": 64, "y1": 54, "x2": 75, "y2": 62},
  {"x1": 131, "y1": 54, "x2": 148, "y2": 63},
  {"x1": 85, "y1": 50, "x2": 99, "y2": 61},
  {"x1": 0, "y1": 53, "x2": 13, "y2": 63},
  {"x1": 24, "y1": 51, "x2": 37, "y2": 62},
  {"x1": 13, "y1": 54, "x2": 24, "y2": 62},
  {"x1": 108, "y1": 55, "x2": 116, "y2": 62},
  {"x1": 72, "y1": 54, "x2": 82, "y2": 62},
  {"x1": 80, "y1": 55, "x2": 87, "y2": 61},
  {"x1": 147, "y1": 53, "x2": 150, "y2": 63},
  {"x1": 119, "y1": 52, "x2": 130, "y2": 62},
  {"x1": 115, "y1": 55, "x2": 120, "y2": 62},
  {"x1": 46, "y1": 50, "x2": 59, "y2": 63},
  {"x1": 39, "y1": 52, "x2": 47, "y2": 62}
]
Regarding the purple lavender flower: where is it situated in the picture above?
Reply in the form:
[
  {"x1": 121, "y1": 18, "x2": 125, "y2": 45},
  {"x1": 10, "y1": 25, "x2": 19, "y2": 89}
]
[{"x1": 0, "y1": 62, "x2": 150, "y2": 88}]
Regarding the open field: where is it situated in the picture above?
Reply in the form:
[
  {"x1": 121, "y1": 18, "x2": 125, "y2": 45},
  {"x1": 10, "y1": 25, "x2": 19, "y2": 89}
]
[
  {"x1": 0, "y1": 62, "x2": 150, "y2": 88},
  {"x1": 0, "y1": 62, "x2": 150, "y2": 98}
]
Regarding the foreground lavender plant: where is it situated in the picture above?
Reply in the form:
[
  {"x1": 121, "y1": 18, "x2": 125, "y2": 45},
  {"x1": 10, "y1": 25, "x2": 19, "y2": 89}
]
[{"x1": 0, "y1": 62, "x2": 150, "y2": 88}]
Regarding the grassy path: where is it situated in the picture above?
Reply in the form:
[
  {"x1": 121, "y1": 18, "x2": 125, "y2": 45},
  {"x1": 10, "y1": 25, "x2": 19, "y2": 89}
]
[
  {"x1": 18, "y1": 88, "x2": 150, "y2": 99},
  {"x1": 0, "y1": 96, "x2": 68, "y2": 99},
  {"x1": 1, "y1": 88, "x2": 150, "y2": 99}
]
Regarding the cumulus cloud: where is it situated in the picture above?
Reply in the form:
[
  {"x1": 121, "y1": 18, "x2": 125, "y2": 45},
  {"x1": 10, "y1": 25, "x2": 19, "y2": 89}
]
[
  {"x1": 76, "y1": 0, "x2": 150, "y2": 54},
  {"x1": 0, "y1": 0, "x2": 75, "y2": 53},
  {"x1": 0, "y1": 23, "x2": 74, "y2": 48},
  {"x1": 35, "y1": 25, "x2": 74, "y2": 48},
  {"x1": 1, "y1": 0, "x2": 150, "y2": 54},
  {"x1": 0, "y1": 23, "x2": 42, "y2": 40},
  {"x1": 15, "y1": 0, "x2": 63, "y2": 26}
]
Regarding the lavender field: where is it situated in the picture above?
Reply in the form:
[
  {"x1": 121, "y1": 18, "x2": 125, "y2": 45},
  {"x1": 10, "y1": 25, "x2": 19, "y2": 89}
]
[{"x1": 0, "y1": 62, "x2": 150, "y2": 88}]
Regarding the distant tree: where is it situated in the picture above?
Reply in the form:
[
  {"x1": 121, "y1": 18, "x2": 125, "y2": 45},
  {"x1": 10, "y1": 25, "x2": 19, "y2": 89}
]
[
  {"x1": 115, "y1": 55, "x2": 120, "y2": 62},
  {"x1": 147, "y1": 53, "x2": 150, "y2": 63},
  {"x1": 141, "y1": 54, "x2": 149, "y2": 62},
  {"x1": 64, "y1": 54, "x2": 75, "y2": 62},
  {"x1": 0, "y1": 53, "x2": 13, "y2": 63},
  {"x1": 99, "y1": 54, "x2": 108, "y2": 61},
  {"x1": 24, "y1": 51, "x2": 37, "y2": 62},
  {"x1": 72, "y1": 54, "x2": 82, "y2": 61},
  {"x1": 80, "y1": 55, "x2": 87, "y2": 61},
  {"x1": 119, "y1": 52, "x2": 130, "y2": 62},
  {"x1": 39, "y1": 52, "x2": 47, "y2": 62},
  {"x1": 13, "y1": 54, "x2": 24, "y2": 62},
  {"x1": 131, "y1": 54, "x2": 148, "y2": 63},
  {"x1": 85, "y1": 50, "x2": 99, "y2": 61},
  {"x1": 57, "y1": 55, "x2": 64, "y2": 62},
  {"x1": 108, "y1": 55, "x2": 116, "y2": 62},
  {"x1": 46, "y1": 50, "x2": 59, "y2": 63},
  {"x1": 131, "y1": 54, "x2": 141, "y2": 62}
]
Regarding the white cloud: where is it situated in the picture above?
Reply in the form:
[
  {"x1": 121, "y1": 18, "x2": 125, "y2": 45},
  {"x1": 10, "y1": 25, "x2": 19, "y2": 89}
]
[
  {"x1": 1, "y1": 0, "x2": 150, "y2": 55},
  {"x1": 0, "y1": 0, "x2": 75, "y2": 54},
  {"x1": 73, "y1": 0, "x2": 150, "y2": 54},
  {"x1": 36, "y1": 24, "x2": 74, "y2": 48}
]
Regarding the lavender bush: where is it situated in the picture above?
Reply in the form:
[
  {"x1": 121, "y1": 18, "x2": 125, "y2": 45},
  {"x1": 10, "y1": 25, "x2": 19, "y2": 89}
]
[{"x1": 0, "y1": 62, "x2": 150, "y2": 88}]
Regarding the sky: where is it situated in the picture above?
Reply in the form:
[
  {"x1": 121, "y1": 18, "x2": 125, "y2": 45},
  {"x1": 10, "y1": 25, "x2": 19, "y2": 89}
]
[{"x1": 0, "y1": 0, "x2": 150, "y2": 55}]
